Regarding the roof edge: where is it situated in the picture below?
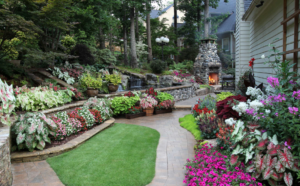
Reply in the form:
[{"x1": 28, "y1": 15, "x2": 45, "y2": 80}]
[
  {"x1": 242, "y1": 0, "x2": 272, "y2": 21},
  {"x1": 242, "y1": 0, "x2": 259, "y2": 21}
]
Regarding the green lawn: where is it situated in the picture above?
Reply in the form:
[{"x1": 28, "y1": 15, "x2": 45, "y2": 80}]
[
  {"x1": 179, "y1": 114, "x2": 202, "y2": 140},
  {"x1": 47, "y1": 123, "x2": 160, "y2": 186}
]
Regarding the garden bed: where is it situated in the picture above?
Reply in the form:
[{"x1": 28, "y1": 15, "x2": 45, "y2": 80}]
[
  {"x1": 125, "y1": 112, "x2": 146, "y2": 119},
  {"x1": 154, "y1": 108, "x2": 172, "y2": 115}
]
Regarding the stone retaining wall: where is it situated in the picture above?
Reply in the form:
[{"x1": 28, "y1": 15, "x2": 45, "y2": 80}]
[
  {"x1": 163, "y1": 86, "x2": 196, "y2": 101},
  {"x1": 0, "y1": 126, "x2": 13, "y2": 186}
]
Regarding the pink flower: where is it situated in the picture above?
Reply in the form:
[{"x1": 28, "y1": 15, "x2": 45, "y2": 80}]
[{"x1": 267, "y1": 76, "x2": 279, "y2": 87}]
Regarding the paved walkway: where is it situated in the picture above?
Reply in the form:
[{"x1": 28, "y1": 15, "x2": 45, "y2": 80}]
[
  {"x1": 116, "y1": 110, "x2": 195, "y2": 186},
  {"x1": 12, "y1": 110, "x2": 195, "y2": 186},
  {"x1": 176, "y1": 93, "x2": 216, "y2": 106}
]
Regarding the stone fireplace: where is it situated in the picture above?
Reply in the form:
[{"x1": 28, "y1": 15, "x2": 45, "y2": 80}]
[{"x1": 194, "y1": 39, "x2": 222, "y2": 85}]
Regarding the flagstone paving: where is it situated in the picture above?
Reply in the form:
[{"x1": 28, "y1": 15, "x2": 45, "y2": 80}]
[
  {"x1": 12, "y1": 110, "x2": 195, "y2": 186},
  {"x1": 175, "y1": 93, "x2": 216, "y2": 106}
]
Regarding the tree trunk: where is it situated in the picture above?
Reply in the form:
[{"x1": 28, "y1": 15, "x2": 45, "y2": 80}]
[
  {"x1": 130, "y1": 7, "x2": 138, "y2": 68},
  {"x1": 204, "y1": 0, "x2": 209, "y2": 38},
  {"x1": 146, "y1": 2, "x2": 153, "y2": 63},
  {"x1": 197, "y1": 0, "x2": 201, "y2": 32},
  {"x1": 135, "y1": 9, "x2": 139, "y2": 42},
  {"x1": 99, "y1": 25, "x2": 106, "y2": 49},
  {"x1": 124, "y1": 27, "x2": 128, "y2": 66},
  {"x1": 174, "y1": 0, "x2": 178, "y2": 63}
]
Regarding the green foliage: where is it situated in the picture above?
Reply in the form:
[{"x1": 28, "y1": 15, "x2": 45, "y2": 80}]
[
  {"x1": 179, "y1": 114, "x2": 202, "y2": 140},
  {"x1": 199, "y1": 84, "x2": 211, "y2": 90},
  {"x1": 12, "y1": 112, "x2": 57, "y2": 151},
  {"x1": 111, "y1": 96, "x2": 140, "y2": 115},
  {"x1": 71, "y1": 44, "x2": 95, "y2": 65},
  {"x1": 105, "y1": 74, "x2": 121, "y2": 86},
  {"x1": 15, "y1": 86, "x2": 74, "y2": 111},
  {"x1": 198, "y1": 95, "x2": 216, "y2": 111},
  {"x1": 150, "y1": 59, "x2": 166, "y2": 74},
  {"x1": 237, "y1": 69, "x2": 252, "y2": 96},
  {"x1": 216, "y1": 92, "x2": 234, "y2": 101},
  {"x1": 95, "y1": 49, "x2": 117, "y2": 66},
  {"x1": 169, "y1": 62, "x2": 186, "y2": 71},
  {"x1": 184, "y1": 60, "x2": 194, "y2": 73},
  {"x1": 61, "y1": 35, "x2": 76, "y2": 54},
  {"x1": 80, "y1": 73, "x2": 102, "y2": 89},
  {"x1": 179, "y1": 47, "x2": 199, "y2": 62},
  {"x1": 157, "y1": 92, "x2": 174, "y2": 102}
]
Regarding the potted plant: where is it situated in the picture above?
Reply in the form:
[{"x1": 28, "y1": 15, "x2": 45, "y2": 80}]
[
  {"x1": 154, "y1": 100, "x2": 175, "y2": 114},
  {"x1": 125, "y1": 106, "x2": 145, "y2": 119},
  {"x1": 80, "y1": 73, "x2": 102, "y2": 97},
  {"x1": 140, "y1": 96, "x2": 158, "y2": 116},
  {"x1": 105, "y1": 74, "x2": 121, "y2": 93}
]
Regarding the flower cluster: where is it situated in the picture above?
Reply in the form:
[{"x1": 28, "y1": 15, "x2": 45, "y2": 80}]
[
  {"x1": 173, "y1": 70, "x2": 191, "y2": 78},
  {"x1": 184, "y1": 143, "x2": 262, "y2": 186},
  {"x1": 173, "y1": 76, "x2": 184, "y2": 83},
  {"x1": 288, "y1": 107, "x2": 298, "y2": 115},
  {"x1": 145, "y1": 87, "x2": 158, "y2": 97},
  {"x1": 51, "y1": 116, "x2": 66, "y2": 140},
  {"x1": 140, "y1": 96, "x2": 158, "y2": 109},
  {"x1": 127, "y1": 106, "x2": 142, "y2": 114},
  {"x1": 124, "y1": 91, "x2": 135, "y2": 97},
  {"x1": 216, "y1": 121, "x2": 234, "y2": 150},
  {"x1": 292, "y1": 90, "x2": 300, "y2": 99},
  {"x1": 89, "y1": 109, "x2": 103, "y2": 123},
  {"x1": 193, "y1": 105, "x2": 214, "y2": 115},
  {"x1": 60, "y1": 66, "x2": 83, "y2": 79},
  {"x1": 155, "y1": 100, "x2": 175, "y2": 110},
  {"x1": 267, "y1": 76, "x2": 279, "y2": 88},
  {"x1": 249, "y1": 58, "x2": 255, "y2": 67}
]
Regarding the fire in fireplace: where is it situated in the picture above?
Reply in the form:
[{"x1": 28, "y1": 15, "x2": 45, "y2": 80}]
[{"x1": 209, "y1": 73, "x2": 219, "y2": 85}]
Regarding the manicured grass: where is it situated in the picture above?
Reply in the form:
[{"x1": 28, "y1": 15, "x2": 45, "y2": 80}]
[
  {"x1": 47, "y1": 123, "x2": 160, "y2": 186},
  {"x1": 179, "y1": 114, "x2": 202, "y2": 140}
]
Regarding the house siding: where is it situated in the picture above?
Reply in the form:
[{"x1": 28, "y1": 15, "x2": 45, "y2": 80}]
[
  {"x1": 238, "y1": 0, "x2": 300, "y2": 85},
  {"x1": 235, "y1": 0, "x2": 251, "y2": 83}
]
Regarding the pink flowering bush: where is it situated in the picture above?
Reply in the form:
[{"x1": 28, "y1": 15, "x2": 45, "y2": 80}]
[
  {"x1": 51, "y1": 116, "x2": 67, "y2": 141},
  {"x1": 140, "y1": 96, "x2": 158, "y2": 109},
  {"x1": 184, "y1": 143, "x2": 262, "y2": 186}
]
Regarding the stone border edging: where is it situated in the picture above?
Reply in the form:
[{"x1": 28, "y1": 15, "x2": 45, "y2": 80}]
[
  {"x1": 11, "y1": 118, "x2": 115, "y2": 163},
  {"x1": 98, "y1": 84, "x2": 193, "y2": 98}
]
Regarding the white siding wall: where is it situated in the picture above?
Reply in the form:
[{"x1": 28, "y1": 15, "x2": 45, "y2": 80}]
[
  {"x1": 249, "y1": 0, "x2": 300, "y2": 85},
  {"x1": 235, "y1": 0, "x2": 251, "y2": 84}
]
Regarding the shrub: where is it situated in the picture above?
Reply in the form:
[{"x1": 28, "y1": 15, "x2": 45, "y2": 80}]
[
  {"x1": 95, "y1": 49, "x2": 116, "y2": 66},
  {"x1": 80, "y1": 73, "x2": 102, "y2": 89},
  {"x1": 0, "y1": 78, "x2": 16, "y2": 126},
  {"x1": 179, "y1": 46, "x2": 198, "y2": 62},
  {"x1": 127, "y1": 106, "x2": 142, "y2": 114},
  {"x1": 12, "y1": 112, "x2": 57, "y2": 151},
  {"x1": 88, "y1": 109, "x2": 103, "y2": 124},
  {"x1": 150, "y1": 59, "x2": 165, "y2": 74},
  {"x1": 155, "y1": 100, "x2": 175, "y2": 110},
  {"x1": 61, "y1": 35, "x2": 76, "y2": 53},
  {"x1": 157, "y1": 92, "x2": 174, "y2": 102},
  {"x1": 68, "y1": 110, "x2": 87, "y2": 131},
  {"x1": 182, "y1": 60, "x2": 194, "y2": 73},
  {"x1": 216, "y1": 119, "x2": 235, "y2": 151},
  {"x1": 105, "y1": 74, "x2": 121, "y2": 86},
  {"x1": 71, "y1": 44, "x2": 95, "y2": 65},
  {"x1": 216, "y1": 95, "x2": 247, "y2": 119},
  {"x1": 76, "y1": 107, "x2": 95, "y2": 128},
  {"x1": 217, "y1": 91, "x2": 234, "y2": 101},
  {"x1": 111, "y1": 96, "x2": 140, "y2": 115},
  {"x1": 83, "y1": 97, "x2": 112, "y2": 120},
  {"x1": 196, "y1": 110, "x2": 219, "y2": 139}
]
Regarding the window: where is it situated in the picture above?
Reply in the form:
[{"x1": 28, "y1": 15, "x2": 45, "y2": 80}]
[{"x1": 222, "y1": 38, "x2": 229, "y2": 52}]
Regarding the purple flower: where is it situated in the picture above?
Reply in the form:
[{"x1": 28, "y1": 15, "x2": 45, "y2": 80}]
[
  {"x1": 261, "y1": 130, "x2": 267, "y2": 133},
  {"x1": 288, "y1": 107, "x2": 298, "y2": 115},
  {"x1": 275, "y1": 112, "x2": 278, "y2": 117},
  {"x1": 267, "y1": 76, "x2": 279, "y2": 87},
  {"x1": 292, "y1": 90, "x2": 300, "y2": 99},
  {"x1": 290, "y1": 80, "x2": 296, "y2": 85}
]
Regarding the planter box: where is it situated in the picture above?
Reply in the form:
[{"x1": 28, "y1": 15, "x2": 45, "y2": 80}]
[
  {"x1": 125, "y1": 112, "x2": 146, "y2": 119},
  {"x1": 154, "y1": 108, "x2": 173, "y2": 115}
]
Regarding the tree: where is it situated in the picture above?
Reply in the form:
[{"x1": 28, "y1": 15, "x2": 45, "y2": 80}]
[
  {"x1": 146, "y1": 1, "x2": 153, "y2": 63},
  {"x1": 174, "y1": 0, "x2": 178, "y2": 63},
  {"x1": 204, "y1": 0, "x2": 209, "y2": 38}
]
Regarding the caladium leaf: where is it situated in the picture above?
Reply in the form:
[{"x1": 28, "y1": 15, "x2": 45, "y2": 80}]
[
  {"x1": 230, "y1": 154, "x2": 239, "y2": 166},
  {"x1": 246, "y1": 164, "x2": 255, "y2": 173},
  {"x1": 283, "y1": 172, "x2": 293, "y2": 186},
  {"x1": 236, "y1": 161, "x2": 241, "y2": 167},
  {"x1": 262, "y1": 132, "x2": 268, "y2": 140},
  {"x1": 16, "y1": 133, "x2": 26, "y2": 145},
  {"x1": 255, "y1": 154, "x2": 266, "y2": 173},
  {"x1": 264, "y1": 154, "x2": 272, "y2": 168},
  {"x1": 271, "y1": 172, "x2": 280, "y2": 181},
  {"x1": 278, "y1": 173, "x2": 284, "y2": 181},
  {"x1": 247, "y1": 123, "x2": 260, "y2": 130},
  {"x1": 291, "y1": 160, "x2": 300, "y2": 172},
  {"x1": 268, "y1": 135, "x2": 278, "y2": 145},
  {"x1": 254, "y1": 129, "x2": 261, "y2": 136},
  {"x1": 268, "y1": 148, "x2": 278, "y2": 157},
  {"x1": 27, "y1": 122, "x2": 37, "y2": 134},
  {"x1": 263, "y1": 167, "x2": 274, "y2": 180},
  {"x1": 257, "y1": 139, "x2": 269, "y2": 150},
  {"x1": 275, "y1": 160, "x2": 286, "y2": 173},
  {"x1": 268, "y1": 142, "x2": 276, "y2": 150},
  {"x1": 232, "y1": 145, "x2": 244, "y2": 155},
  {"x1": 267, "y1": 178, "x2": 278, "y2": 186},
  {"x1": 277, "y1": 147, "x2": 294, "y2": 169},
  {"x1": 245, "y1": 150, "x2": 255, "y2": 163},
  {"x1": 232, "y1": 120, "x2": 244, "y2": 137}
]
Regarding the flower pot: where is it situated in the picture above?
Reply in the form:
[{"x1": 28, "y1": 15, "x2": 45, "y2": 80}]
[
  {"x1": 143, "y1": 107, "x2": 154, "y2": 116},
  {"x1": 125, "y1": 112, "x2": 146, "y2": 119},
  {"x1": 86, "y1": 88, "x2": 98, "y2": 97},
  {"x1": 108, "y1": 84, "x2": 118, "y2": 93},
  {"x1": 154, "y1": 108, "x2": 173, "y2": 115}
]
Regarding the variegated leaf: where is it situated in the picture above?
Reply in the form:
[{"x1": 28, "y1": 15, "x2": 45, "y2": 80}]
[
  {"x1": 275, "y1": 160, "x2": 286, "y2": 173},
  {"x1": 277, "y1": 147, "x2": 294, "y2": 169},
  {"x1": 283, "y1": 172, "x2": 293, "y2": 186},
  {"x1": 263, "y1": 167, "x2": 273, "y2": 180},
  {"x1": 268, "y1": 134, "x2": 278, "y2": 145},
  {"x1": 255, "y1": 154, "x2": 266, "y2": 173},
  {"x1": 16, "y1": 133, "x2": 26, "y2": 145},
  {"x1": 246, "y1": 164, "x2": 255, "y2": 173},
  {"x1": 267, "y1": 178, "x2": 278, "y2": 186},
  {"x1": 270, "y1": 172, "x2": 280, "y2": 181}
]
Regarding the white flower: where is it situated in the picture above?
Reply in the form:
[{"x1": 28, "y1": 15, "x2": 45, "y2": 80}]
[
  {"x1": 265, "y1": 109, "x2": 271, "y2": 114},
  {"x1": 232, "y1": 102, "x2": 249, "y2": 116},
  {"x1": 261, "y1": 54, "x2": 265, "y2": 59},
  {"x1": 249, "y1": 100, "x2": 264, "y2": 111},
  {"x1": 225, "y1": 118, "x2": 236, "y2": 126}
]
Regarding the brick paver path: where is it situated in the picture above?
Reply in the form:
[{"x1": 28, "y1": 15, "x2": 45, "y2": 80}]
[
  {"x1": 116, "y1": 110, "x2": 195, "y2": 186},
  {"x1": 12, "y1": 110, "x2": 195, "y2": 186}
]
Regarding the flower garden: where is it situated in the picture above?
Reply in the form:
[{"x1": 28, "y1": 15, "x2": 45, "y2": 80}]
[{"x1": 181, "y1": 52, "x2": 300, "y2": 186}]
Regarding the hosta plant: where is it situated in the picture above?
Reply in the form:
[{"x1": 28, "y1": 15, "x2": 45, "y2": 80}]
[
  {"x1": 12, "y1": 112, "x2": 57, "y2": 151},
  {"x1": 0, "y1": 78, "x2": 16, "y2": 126},
  {"x1": 48, "y1": 67, "x2": 75, "y2": 84}
]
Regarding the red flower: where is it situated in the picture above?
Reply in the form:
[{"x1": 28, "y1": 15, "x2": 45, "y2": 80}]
[{"x1": 249, "y1": 58, "x2": 255, "y2": 67}]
